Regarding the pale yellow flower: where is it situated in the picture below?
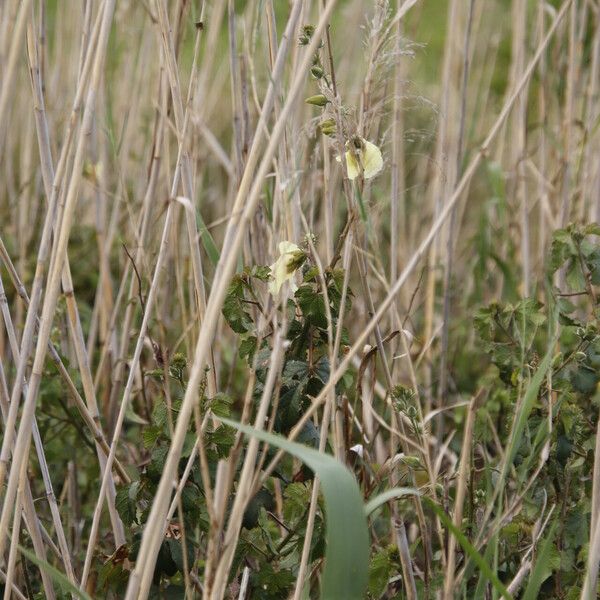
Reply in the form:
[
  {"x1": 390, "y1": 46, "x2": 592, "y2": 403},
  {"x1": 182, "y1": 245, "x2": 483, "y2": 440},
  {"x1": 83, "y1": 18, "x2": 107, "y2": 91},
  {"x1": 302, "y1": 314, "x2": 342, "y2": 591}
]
[
  {"x1": 336, "y1": 137, "x2": 383, "y2": 180},
  {"x1": 268, "y1": 241, "x2": 305, "y2": 297}
]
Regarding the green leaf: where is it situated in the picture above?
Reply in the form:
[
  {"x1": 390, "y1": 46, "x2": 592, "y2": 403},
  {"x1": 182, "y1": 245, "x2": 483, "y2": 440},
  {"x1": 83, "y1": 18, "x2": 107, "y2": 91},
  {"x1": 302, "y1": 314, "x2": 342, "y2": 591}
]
[
  {"x1": 251, "y1": 265, "x2": 271, "y2": 281},
  {"x1": 295, "y1": 285, "x2": 328, "y2": 329},
  {"x1": 206, "y1": 424, "x2": 236, "y2": 458},
  {"x1": 570, "y1": 365, "x2": 599, "y2": 395},
  {"x1": 206, "y1": 393, "x2": 233, "y2": 418},
  {"x1": 303, "y1": 266, "x2": 320, "y2": 282},
  {"x1": 250, "y1": 564, "x2": 295, "y2": 599},
  {"x1": 18, "y1": 545, "x2": 94, "y2": 600},
  {"x1": 503, "y1": 340, "x2": 555, "y2": 474},
  {"x1": 163, "y1": 585, "x2": 187, "y2": 599},
  {"x1": 550, "y1": 228, "x2": 576, "y2": 273},
  {"x1": 487, "y1": 161, "x2": 506, "y2": 199},
  {"x1": 566, "y1": 259, "x2": 586, "y2": 291},
  {"x1": 142, "y1": 425, "x2": 162, "y2": 448},
  {"x1": 522, "y1": 521, "x2": 558, "y2": 600},
  {"x1": 368, "y1": 548, "x2": 392, "y2": 598},
  {"x1": 156, "y1": 540, "x2": 178, "y2": 579},
  {"x1": 242, "y1": 488, "x2": 275, "y2": 529},
  {"x1": 473, "y1": 533, "x2": 498, "y2": 600},
  {"x1": 152, "y1": 401, "x2": 169, "y2": 430},
  {"x1": 282, "y1": 360, "x2": 309, "y2": 382},
  {"x1": 220, "y1": 417, "x2": 370, "y2": 600},
  {"x1": 147, "y1": 446, "x2": 169, "y2": 483},
  {"x1": 283, "y1": 482, "x2": 312, "y2": 521},
  {"x1": 124, "y1": 406, "x2": 148, "y2": 425},
  {"x1": 586, "y1": 249, "x2": 600, "y2": 285},
  {"x1": 239, "y1": 336, "x2": 258, "y2": 364},
  {"x1": 195, "y1": 209, "x2": 220, "y2": 267},
  {"x1": 423, "y1": 499, "x2": 513, "y2": 600},
  {"x1": 583, "y1": 223, "x2": 600, "y2": 236},
  {"x1": 222, "y1": 276, "x2": 253, "y2": 334},
  {"x1": 181, "y1": 431, "x2": 197, "y2": 458},
  {"x1": 166, "y1": 538, "x2": 193, "y2": 573},
  {"x1": 364, "y1": 487, "x2": 419, "y2": 516},
  {"x1": 296, "y1": 419, "x2": 320, "y2": 449},
  {"x1": 115, "y1": 481, "x2": 140, "y2": 527}
]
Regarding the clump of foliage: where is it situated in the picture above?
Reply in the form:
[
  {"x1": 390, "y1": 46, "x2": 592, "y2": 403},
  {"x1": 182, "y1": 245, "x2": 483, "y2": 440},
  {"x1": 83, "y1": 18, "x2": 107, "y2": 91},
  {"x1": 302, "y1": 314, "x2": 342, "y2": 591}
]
[
  {"x1": 466, "y1": 224, "x2": 600, "y2": 597},
  {"x1": 103, "y1": 242, "x2": 352, "y2": 597}
]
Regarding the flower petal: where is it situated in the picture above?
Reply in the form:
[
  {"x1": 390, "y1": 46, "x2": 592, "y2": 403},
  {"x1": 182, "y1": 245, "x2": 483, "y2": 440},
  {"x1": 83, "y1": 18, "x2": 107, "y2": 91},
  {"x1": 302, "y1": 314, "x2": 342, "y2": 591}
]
[
  {"x1": 336, "y1": 138, "x2": 382, "y2": 180},
  {"x1": 362, "y1": 141, "x2": 383, "y2": 179},
  {"x1": 279, "y1": 241, "x2": 300, "y2": 255},
  {"x1": 268, "y1": 241, "x2": 303, "y2": 297},
  {"x1": 336, "y1": 152, "x2": 359, "y2": 180},
  {"x1": 345, "y1": 151, "x2": 360, "y2": 180}
]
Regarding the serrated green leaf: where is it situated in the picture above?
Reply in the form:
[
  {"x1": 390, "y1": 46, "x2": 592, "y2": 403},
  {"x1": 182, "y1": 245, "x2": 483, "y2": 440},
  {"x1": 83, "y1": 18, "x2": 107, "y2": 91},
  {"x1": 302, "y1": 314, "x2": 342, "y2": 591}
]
[
  {"x1": 368, "y1": 548, "x2": 392, "y2": 598},
  {"x1": 295, "y1": 285, "x2": 328, "y2": 329},
  {"x1": 143, "y1": 425, "x2": 162, "y2": 448},
  {"x1": 251, "y1": 265, "x2": 271, "y2": 281},
  {"x1": 239, "y1": 336, "x2": 258, "y2": 364},
  {"x1": 250, "y1": 563, "x2": 295, "y2": 599},
  {"x1": 566, "y1": 259, "x2": 586, "y2": 291},
  {"x1": 303, "y1": 266, "x2": 320, "y2": 282},
  {"x1": 207, "y1": 392, "x2": 233, "y2": 418},
  {"x1": 148, "y1": 446, "x2": 169, "y2": 482},
  {"x1": 152, "y1": 401, "x2": 168, "y2": 430},
  {"x1": 571, "y1": 366, "x2": 599, "y2": 395},
  {"x1": 283, "y1": 482, "x2": 312, "y2": 521},
  {"x1": 116, "y1": 481, "x2": 140, "y2": 527},
  {"x1": 586, "y1": 248, "x2": 600, "y2": 285},
  {"x1": 550, "y1": 228, "x2": 576, "y2": 273},
  {"x1": 222, "y1": 276, "x2": 253, "y2": 334},
  {"x1": 207, "y1": 424, "x2": 236, "y2": 458}
]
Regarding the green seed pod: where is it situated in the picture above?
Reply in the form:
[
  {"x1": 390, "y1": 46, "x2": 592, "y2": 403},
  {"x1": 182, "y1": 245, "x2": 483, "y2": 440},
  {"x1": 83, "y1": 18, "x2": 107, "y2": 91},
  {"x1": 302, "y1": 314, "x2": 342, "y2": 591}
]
[
  {"x1": 305, "y1": 94, "x2": 328, "y2": 107},
  {"x1": 310, "y1": 65, "x2": 324, "y2": 79},
  {"x1": 320, "y1": 118, "x2": 336, "y2": 136}
]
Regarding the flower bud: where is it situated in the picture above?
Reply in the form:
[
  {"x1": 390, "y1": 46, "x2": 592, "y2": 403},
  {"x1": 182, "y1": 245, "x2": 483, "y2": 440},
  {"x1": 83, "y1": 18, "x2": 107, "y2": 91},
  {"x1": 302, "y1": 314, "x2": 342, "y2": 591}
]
[
  {"x1": 319, "y1": 118, "x2": 336, "y2": 136},
  {"x1": 310, "y1": 65, "x2": 324, "y2": 79},
  {"x1": 305, "y1": 94, "x2": 328, "y2": 107},
  {"x1": 299, "y1": 25, "x2": 314, "y2": 46}
]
